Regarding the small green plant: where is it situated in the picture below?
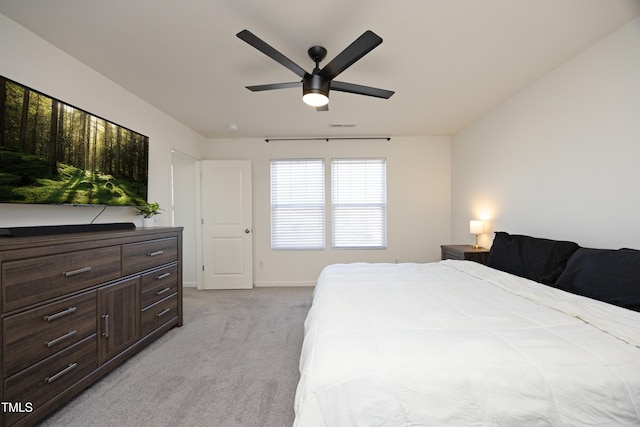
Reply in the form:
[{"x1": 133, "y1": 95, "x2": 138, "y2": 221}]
[{"x1": 134, "y1": 201, "x2": 163, "y2": 218}]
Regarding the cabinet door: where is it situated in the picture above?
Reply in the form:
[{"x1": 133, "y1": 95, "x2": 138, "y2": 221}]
[{"x1": 98, "y1": 277, "x2": 140, "y2": 364}]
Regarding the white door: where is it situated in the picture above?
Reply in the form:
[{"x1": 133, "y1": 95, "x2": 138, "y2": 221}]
[{"x1": 201, "y1": 160, "x2": 253, "y2": 289}]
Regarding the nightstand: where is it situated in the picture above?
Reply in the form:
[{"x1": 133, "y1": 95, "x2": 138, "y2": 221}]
[{"x1": 441, "y1": 245, "x2": 490, "y2": 265}]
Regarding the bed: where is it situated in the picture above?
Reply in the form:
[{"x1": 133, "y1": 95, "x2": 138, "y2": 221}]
[{"x1": 294, "y1": 233, "x2": 640, "y2": 426}]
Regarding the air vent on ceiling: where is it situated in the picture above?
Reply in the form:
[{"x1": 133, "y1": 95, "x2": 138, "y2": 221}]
[{"x1": 329, "y1": 123, "x2": 356, "y2": 128}]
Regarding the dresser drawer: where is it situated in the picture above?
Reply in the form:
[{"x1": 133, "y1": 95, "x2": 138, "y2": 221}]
[
  {"x1": 3, "y1": 291, "x2": 97, "y2": 377},
  {"x1": 441, "y1": 247, "x2": 464, "y2": 260},
  {"x1": 440, "y1": 245, "x2": 490, "y2": 265},
  {"x1": 141, "y1": 295, "x2": 178, "y2": 337},
  {"x1": 1, "y1": 246, "x2": 121, "y2": 312},
  {"x1": 122, "y1": 238, "x2": 178, "y2": 275},
  {"x1": 141, "y1": 263, "x2": 179, "y2": 308},
  {"x1": 3, "y1": 336, "x2": 97, "y2": 426}
]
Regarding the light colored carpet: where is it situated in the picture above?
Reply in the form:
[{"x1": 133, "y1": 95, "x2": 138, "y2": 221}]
[{"x1": 38, "y1": 287, "x2": 314, "y2": 427}]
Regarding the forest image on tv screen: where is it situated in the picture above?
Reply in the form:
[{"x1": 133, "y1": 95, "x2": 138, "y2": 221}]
[{"x1": 0, "y1": 77, "x2": 148, "y2": 206}]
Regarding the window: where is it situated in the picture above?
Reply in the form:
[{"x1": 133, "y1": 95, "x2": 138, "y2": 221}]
[
  {"x1": 270, "y1": 159, "x2": 325, "y2": 250},
  {"x1": 270, "y1": 158, "x2": 387, "y2": 250},
  {"x1": 331, "y1": 159, "x2": 387, "y2": 249}
]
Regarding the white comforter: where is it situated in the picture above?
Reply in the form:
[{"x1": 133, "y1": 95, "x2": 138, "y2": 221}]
[{"x1": 294, "y1": 261, "x2": 640, "y2": 426}]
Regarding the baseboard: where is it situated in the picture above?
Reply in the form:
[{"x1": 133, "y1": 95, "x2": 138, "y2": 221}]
[{"x1": 254, "y1": 281, "x2": 316, "y2": 288}]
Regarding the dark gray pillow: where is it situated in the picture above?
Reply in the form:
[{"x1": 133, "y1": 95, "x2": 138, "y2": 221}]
[
  {"x1": 487, "y1": 232, "x2": 580, "y2": 284},
  {"x1": 555, "y1": 248, "x2": 640, "y2": 312}
]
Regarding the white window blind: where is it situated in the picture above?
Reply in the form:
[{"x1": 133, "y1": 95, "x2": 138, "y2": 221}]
[
  {"x1": 331, "y1": 158, "x2": 387, "y2": 249},
  {"x1": 271, "y1": 159, "x2": 325, "y2": 250}
]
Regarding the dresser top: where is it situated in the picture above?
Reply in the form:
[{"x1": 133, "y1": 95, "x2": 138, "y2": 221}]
[{"x1": 0, "y1": 226, "x2": 183, "y2": 253}]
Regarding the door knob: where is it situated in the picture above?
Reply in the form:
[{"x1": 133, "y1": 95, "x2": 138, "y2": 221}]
[{"x1": 245, "y1": 228, "x2": 251, "y2": 234}]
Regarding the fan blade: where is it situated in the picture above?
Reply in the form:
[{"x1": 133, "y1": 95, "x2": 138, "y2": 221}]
[
  {"x1": 237, "y1": 30, "x2": 308, "y2": 78},
  {"x1": 316, "y1": 104, "x2": 329, "y2": 112},
  {"x1": 330, "y1": 81, "x2": 394, "y2": 99},
  {"x1": 319, "y1": 31, "x2": 383, "y2": 81},
  {"x1": 246, "y1": 82, "x2": 301, "y2": 92}
]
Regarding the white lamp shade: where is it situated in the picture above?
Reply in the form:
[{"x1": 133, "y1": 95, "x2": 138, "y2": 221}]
[
  {"x1": 469, "y1": 220, "x2": 484, "y2": 234},
  {"x1": 302, "y1": 92, "x2": 329, "y2": 107}
]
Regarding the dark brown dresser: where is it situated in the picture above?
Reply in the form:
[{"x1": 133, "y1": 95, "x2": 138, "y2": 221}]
[{"x1": 0, "y1": 227, "x2": 183, "y2": 426}]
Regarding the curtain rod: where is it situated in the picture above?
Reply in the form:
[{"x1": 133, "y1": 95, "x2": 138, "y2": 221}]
[{"x1": 264, "y1": 137, "x2": 391, "y2": 143}]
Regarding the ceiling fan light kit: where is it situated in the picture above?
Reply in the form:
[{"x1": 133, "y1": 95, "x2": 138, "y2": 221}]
[
  {"x1": 302, "y1": 73, "x2": 330, "y2": 107},
  {"x1": 237, "y1": 29, "x2": 394, "y2": 111}
]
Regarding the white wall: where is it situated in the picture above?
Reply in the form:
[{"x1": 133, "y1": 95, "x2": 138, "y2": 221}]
[
  {"x1": 0, "y1": 13, "x2": 204, "y2": 229},
  {"x1": 12, "y1": 9, "x2": 636, "y2": 286},
  {"x1": 203, "y1": 136, "x2": 451, "y2": 286},
  {"x1": 451, "y1": 17, "x2": 640, "y2": 250}
]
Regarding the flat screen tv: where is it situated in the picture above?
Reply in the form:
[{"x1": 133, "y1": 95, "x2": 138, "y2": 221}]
[{"x1": 0, "y1": 76, "x2": 148, "y2": 206}]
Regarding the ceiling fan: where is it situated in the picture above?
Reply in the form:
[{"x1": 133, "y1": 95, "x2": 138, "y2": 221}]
[{"x1": 236, "y1": 29, "x2": 395, "y2": 111}]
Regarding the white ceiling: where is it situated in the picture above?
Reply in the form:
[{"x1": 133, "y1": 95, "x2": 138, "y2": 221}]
[{"x1": 1, "y1": 0, "x2": 639, "y2": 139}]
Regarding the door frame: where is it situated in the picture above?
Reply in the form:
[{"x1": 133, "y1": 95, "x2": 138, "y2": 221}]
[{"x1": 170, "y1": 150, "x2": 203, "y2": 290}]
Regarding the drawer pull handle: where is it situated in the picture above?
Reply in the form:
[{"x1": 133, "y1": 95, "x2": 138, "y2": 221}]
[
  {"x1": 156, "y1": 287, "x2": 171, "y2": 296},
  {"x1": 147, "y1": 250, "x2": 164, "y2": 257},
  {"x1": 63, "y1": 266, "x2": 92, "y2": 277},
  {"x1": 156, "y1": 272, "x2": 171, "y2": 280},
  {"x1": 156, "y1": 308, "x2": 171, "y2": 318},
  {"x1": 45, "y1": 363, "x2": 77, "y2": 384},
  {"x1": 102, "y1": 314, "x2": 109, "y2": 338},
  {"x1": 45, "y1": 330, "x2": 77, "y2": 348},
  {"x1": 44, "y1": 306, "x2": 77, "y2": 322}
]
